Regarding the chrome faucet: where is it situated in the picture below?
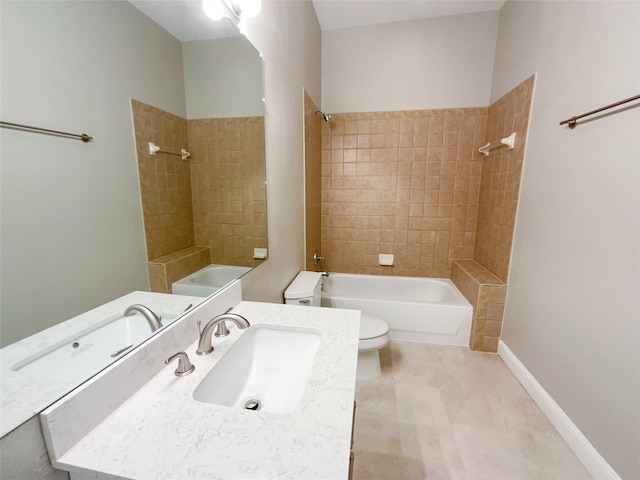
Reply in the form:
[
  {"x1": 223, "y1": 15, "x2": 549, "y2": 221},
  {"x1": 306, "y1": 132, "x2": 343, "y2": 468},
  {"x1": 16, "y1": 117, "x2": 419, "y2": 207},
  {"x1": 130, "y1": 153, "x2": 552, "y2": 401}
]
[
  {"x1": 124, "y1": 304, "x2": 162, "y2": 331},
  {"x1": 196, "y1": 311, "x2": 250, "y2": 356},
  {"x1": 209, "y1": 307, "x2": 241, "y2": 338}
]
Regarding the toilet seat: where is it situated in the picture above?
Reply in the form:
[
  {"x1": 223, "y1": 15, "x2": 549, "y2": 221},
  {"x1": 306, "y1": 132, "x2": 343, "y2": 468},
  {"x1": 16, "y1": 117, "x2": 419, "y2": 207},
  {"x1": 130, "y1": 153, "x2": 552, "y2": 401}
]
[
  {"x1": 359, "y1": 314, "x2": 389, "y2": 352},
  {"x1": 283, "y1": 272, "x2": 390, "y2": 380},
  {"x1": 360, "y1": 314, "x2": 388, "y2": 339}
]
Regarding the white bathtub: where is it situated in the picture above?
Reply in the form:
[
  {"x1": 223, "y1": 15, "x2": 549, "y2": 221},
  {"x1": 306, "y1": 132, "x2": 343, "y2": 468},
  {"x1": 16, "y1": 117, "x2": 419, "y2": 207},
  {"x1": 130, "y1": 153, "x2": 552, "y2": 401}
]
[
  {"x1": 321, "y1": 273, "x2": 472, "y2": 345},
  {"x1": 172, "y1": 264, "x2": 252, "y2": 297}
]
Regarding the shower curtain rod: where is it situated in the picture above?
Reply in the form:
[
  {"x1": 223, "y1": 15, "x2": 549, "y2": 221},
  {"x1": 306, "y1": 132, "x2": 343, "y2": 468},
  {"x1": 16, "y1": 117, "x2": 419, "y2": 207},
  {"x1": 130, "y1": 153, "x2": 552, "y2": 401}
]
[
  {"x1": 559, "y1": 94, "x2": 640, "y2": 129},
  {"x1": 0, "y1": 120, "x2": 93, "y2": 142}
]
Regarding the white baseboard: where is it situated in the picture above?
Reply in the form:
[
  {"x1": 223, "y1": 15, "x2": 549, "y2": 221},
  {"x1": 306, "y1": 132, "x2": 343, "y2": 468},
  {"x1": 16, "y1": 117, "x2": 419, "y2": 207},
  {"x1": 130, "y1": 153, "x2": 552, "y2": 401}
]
[{"x1": 497, "y1": 340, "x2": 620, "y2": 480}]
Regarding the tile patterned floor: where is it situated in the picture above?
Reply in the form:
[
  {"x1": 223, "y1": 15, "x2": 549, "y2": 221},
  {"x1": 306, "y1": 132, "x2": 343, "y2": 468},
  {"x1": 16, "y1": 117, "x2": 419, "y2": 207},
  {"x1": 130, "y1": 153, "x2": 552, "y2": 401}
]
[{"x1": 352, "y1": 341, "x2": 592, "y2": 480}]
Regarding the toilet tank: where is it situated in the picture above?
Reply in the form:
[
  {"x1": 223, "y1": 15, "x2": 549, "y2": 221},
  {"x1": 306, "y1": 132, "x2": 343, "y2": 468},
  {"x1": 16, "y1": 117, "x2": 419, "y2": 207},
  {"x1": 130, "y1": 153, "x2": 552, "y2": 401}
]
[{"x1": 284, "y1": 271, "x2": 322, "y2": 306}]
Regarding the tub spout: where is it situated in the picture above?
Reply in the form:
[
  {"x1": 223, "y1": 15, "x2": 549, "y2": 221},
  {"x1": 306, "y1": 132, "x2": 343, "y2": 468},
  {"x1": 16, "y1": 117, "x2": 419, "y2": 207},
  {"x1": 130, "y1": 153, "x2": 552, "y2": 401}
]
[{"x1": 124, "y1": 304, "x2": 162, "y2": 332}]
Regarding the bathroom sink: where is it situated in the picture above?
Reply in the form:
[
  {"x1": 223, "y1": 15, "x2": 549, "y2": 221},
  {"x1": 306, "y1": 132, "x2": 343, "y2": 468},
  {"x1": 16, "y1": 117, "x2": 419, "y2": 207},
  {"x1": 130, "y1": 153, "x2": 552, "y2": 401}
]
[
  {"x1": 11, "y1": 312, "x2": 179, "y2": 383},
  {"x1": 193, "y1": 325, "x2": 321, "y2": 414}
]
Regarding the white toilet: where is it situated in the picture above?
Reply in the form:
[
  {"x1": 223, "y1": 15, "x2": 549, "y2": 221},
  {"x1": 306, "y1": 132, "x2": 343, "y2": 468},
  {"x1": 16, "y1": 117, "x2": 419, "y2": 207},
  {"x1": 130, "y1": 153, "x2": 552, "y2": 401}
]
[{"x1": 284, "y1": 271, "x2": 390, "y2": 380}]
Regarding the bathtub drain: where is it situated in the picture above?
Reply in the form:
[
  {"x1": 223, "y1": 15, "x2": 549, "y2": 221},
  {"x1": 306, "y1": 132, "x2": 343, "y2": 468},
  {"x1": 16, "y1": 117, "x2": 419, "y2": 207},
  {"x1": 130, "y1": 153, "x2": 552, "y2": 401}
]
[{"x1": 243, "y1": 399, "x2": 262, "y2": 411}]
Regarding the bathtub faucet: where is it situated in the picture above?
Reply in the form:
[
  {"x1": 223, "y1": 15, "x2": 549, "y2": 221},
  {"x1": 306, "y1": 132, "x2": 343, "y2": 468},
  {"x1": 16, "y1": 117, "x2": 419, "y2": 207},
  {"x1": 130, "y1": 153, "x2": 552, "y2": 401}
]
[
  {"x1": 318, "y1": 272, "x2": 330, "y2": 277},
  {"x1": 196, "y1": 311, "x2": 250, "y2": 356},
  {"x1": 313, "y1": 251, "x2": 324, "y2": 267},
  {"x1": 124, "y1": 304, "x2": 162, "y2": 332}
]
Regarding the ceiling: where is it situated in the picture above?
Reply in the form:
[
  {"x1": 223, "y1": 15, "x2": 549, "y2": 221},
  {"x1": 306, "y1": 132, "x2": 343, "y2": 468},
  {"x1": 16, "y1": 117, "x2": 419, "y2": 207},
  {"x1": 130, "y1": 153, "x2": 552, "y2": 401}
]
[
  {"x1": 128, "y1": 0, "x2": 240, "y2": 42},
  {"x1": 129, "y1": 0, "x2": 506, "y2": 42},
  {"x1": 312, "y1": 0, "x2": 506, "y2": 31}
]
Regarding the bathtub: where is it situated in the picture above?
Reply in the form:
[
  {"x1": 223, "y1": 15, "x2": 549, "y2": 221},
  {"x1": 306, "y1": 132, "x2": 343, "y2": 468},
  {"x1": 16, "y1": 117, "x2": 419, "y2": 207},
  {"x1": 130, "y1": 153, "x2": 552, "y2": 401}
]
[
  {"x1": 321, "y1": 273, "x2": 472, "y2": 345},
  {"x1": 172, "y1": 264, "x2": 252, "y2": 297}
]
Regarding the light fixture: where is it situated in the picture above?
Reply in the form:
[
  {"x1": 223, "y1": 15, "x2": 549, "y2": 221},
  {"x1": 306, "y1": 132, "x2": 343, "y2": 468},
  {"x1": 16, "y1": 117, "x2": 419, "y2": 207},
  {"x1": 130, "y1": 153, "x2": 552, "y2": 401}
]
[
  {"x1": 202, "y1": 0, "x2": 225, "y2": 21},
  {"x1": 202, "y1": 0, "x2": 261, "y2": 25}
]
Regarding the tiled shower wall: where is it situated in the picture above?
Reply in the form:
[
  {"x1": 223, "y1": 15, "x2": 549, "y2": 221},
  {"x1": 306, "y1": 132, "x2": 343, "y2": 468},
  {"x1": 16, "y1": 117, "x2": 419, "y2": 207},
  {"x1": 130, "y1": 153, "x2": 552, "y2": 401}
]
[
  {"x1": 456, "y1": 75, "x2": 534, "y2": 351},
  {"x1": 131, "y1": 100, "x2": 267, "y2": 291},
  {"x1": 321, "y1": 109, "x2": 488, "y2": 277},
  {"x1": 474, "y1": 75, "x2": 534, "y2": 281},
  {"x1": 188, "y1": 117, "x2": 267, "y2": 267},
  {"x1": 304, "y1": 91, "x2": 323, "y2": 272},
  {"x1": 131, "y1": 100, "x2": 194, "y2": 260},
  {"x1": 313, "y1": 76, "x2": 534, "y2": 351}
]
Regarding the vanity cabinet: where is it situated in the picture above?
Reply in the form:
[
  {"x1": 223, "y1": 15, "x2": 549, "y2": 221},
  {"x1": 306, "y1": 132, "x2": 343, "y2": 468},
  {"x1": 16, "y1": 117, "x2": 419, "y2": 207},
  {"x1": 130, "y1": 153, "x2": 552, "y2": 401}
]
[
  {"x1": 349, "y1": 401, "x2": 356, "y2": 480},
  {"x1": 41, "y1": 301, "x2": 359, "y2": 480}
]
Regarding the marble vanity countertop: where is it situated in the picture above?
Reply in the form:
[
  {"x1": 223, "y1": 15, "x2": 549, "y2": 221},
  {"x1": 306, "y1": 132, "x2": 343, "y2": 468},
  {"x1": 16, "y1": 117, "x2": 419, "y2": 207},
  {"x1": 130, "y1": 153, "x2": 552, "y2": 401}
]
[
  {"x1": 1, "y1": 291, "x2": 202, "y2": 437},
  {"x1": 51, "y1": 301, "x2": 360, "y2": 480}
]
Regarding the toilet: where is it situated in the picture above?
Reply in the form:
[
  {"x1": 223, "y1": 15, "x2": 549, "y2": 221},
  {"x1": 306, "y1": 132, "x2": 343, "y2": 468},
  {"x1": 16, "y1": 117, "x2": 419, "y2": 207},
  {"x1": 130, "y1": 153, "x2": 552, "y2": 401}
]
[{"x1": 284, "y1": 271, "x2": 390, "y2": 380}]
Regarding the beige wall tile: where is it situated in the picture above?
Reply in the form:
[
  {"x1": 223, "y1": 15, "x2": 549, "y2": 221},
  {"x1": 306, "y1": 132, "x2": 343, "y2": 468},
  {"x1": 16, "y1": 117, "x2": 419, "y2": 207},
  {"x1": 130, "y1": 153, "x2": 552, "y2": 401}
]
[
  {"x1": 305, "y1": 91, "x2": 323, "y2": 271},
  {"x1": 147, "y1": 246, "x2": 210, "y2": 293},
  {"x1": 451, "y1": 259, "x2": 506, "y2": 352},
  {"x1": 188, "y1": 116, "x2": 267, "y2": 267},
  {"x1": 321, "y1": 108, "x2": 487, "y2": 277},
  {"x1": 131, "y1": 99, "x2": 194, "y2": 260},
  {"x1": 473, "y1": 75, "x2": 534, "y2": 281},
  {"x1": 133, "y1": 99, "x2": 267, "y2": 287},
  {"x1": 147, "y1": 263, "x2": 168, "y2": 293},
  {"x1": 311, "y1": 81, "x2": 532, "y2": 349}
]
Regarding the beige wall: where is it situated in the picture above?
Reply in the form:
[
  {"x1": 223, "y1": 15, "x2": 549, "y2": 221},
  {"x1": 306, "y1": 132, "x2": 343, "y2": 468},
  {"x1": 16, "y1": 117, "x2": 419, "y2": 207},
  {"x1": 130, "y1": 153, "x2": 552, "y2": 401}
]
[
  {"x1": 321, "y1": 12, "x2": 498, "y2": 113},
  {"x1": 240, "y1": 1, "x2": 322, "y2": 302},
  {"x1": 182, "y1": 37, "x2": 264, "y2": 119},
  {"x1": 494, "y1": 1, "x2": 640, "y2": 478}
]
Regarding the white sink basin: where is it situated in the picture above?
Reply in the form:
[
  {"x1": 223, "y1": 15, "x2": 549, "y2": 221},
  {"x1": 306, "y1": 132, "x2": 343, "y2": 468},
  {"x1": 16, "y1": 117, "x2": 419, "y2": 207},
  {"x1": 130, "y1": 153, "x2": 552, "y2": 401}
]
[
  {"x1": 193, "y1": 325, "x2": 321, "y2": 414},
  {"x1": 11, "y1": 312, "x2": 179, "y2": 383}
]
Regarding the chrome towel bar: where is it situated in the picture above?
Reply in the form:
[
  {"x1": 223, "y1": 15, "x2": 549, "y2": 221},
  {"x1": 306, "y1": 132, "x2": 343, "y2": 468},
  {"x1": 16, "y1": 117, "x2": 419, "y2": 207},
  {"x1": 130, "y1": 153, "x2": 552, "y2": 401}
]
[
  {"x1": 0, "y1": 120, "x2": 93, "y2": 142},
  {"x1": 559, "y1": 94, "x2": 640, "y2": 129},
  {"x1": 478, "y1": 132, "x2": 516, "y2": 157},
  {"x1": 148, "y1": 142, "x2": 190, "y2": 160}
]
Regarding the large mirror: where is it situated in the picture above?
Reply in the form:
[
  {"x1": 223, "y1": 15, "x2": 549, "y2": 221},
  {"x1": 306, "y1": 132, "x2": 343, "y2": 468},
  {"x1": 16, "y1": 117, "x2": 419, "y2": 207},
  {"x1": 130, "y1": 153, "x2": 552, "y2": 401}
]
[{"x1": 0, "y1": 0, "x2": 266, "y2": 436}]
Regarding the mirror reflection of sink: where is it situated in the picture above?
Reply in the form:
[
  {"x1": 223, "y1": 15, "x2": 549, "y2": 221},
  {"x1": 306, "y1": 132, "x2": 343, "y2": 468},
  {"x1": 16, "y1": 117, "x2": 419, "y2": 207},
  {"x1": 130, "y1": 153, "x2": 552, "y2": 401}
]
[
  {"x1": 193, "y1": 325, "x2": 321, "y2": 414},
  {"x1": 11, "y1": 312, "x2": 179, "y2": 383}
]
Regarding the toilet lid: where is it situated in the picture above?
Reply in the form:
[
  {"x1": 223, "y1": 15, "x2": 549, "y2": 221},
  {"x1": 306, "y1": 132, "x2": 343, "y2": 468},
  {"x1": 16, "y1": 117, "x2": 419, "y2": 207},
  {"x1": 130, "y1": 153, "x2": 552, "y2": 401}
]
[{"x1": 360, "y1": 314, "x2": 389, "y2": 340}]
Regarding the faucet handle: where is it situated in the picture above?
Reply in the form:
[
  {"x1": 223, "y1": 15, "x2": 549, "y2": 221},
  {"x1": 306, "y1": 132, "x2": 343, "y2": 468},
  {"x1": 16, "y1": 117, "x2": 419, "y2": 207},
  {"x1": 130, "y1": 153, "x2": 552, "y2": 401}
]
[
  {"x1": 165, "y1": 352, "x2": 195, "y2": 377},
  {"x1": 213, "y1": 307, "x2": 234, "y2": 337},
  {"x1": 214, "y1": 322, "x2": 231, "y2": 337}
]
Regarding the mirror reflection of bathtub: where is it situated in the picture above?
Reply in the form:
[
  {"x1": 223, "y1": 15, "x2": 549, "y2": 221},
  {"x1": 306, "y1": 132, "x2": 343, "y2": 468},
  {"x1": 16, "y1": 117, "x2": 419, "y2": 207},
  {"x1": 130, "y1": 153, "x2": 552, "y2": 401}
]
[
  {"x1": 11, "y1": 311, "x2": 180, "y2": 383},
  {"x1": 172, "y1": 264, "x2": 252, "y2": 297},
  {"x1": 0, "y1": 292, "x2": 203, "y2": 436}
]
